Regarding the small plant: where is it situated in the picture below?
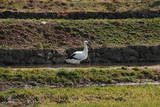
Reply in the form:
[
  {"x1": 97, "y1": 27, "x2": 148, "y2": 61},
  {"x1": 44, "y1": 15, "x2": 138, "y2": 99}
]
[
  {"x1": 121, "y1": 66, "x2": 128, "y2": 70},
  {"x1": 132, "y1": 67, "x2": 140, "y2": 71},
  {"x1": 34, "y1": 42, "x2": 43, "y2": 49}
]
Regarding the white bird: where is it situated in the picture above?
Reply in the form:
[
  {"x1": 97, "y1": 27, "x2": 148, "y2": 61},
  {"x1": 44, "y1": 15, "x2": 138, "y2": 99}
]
[
  {"x1": 41, "y1": 21, "x2": 47, "y2": 24},
  {"x1": 66, "y1": 41, "x2": 89, "y2": 64}
]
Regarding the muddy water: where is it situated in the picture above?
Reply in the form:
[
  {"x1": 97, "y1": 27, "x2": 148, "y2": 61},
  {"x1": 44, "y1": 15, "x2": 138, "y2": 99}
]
[
  {"x1": 113, "y1": 82, "x2": 160, "y2": 86},
  {"x1": 11, "y1": 64, "x2": 160, "y2": 71}
]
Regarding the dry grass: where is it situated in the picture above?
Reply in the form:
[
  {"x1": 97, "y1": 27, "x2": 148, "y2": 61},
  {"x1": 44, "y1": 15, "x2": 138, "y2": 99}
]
[
  {"x1": 0, "y1": 85, "x2": 160, "y2": 107},
  {"x1": 0, "y1": 0, "x2": 159, "y2": 12}
]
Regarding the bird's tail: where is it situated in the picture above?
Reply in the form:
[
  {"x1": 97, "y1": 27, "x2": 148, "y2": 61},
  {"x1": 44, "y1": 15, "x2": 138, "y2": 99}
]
[{"x1": 65, "y1": 59, "x2": 71, "y2": 63}]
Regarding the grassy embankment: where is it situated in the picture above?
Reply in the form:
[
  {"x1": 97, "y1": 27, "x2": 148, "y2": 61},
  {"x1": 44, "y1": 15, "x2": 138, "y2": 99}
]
[
  {"x1": 0, "y1": 85, "x2": 160, "y2": 107},
  {"x1": 0, "y1": 0, "x2": 160, "y2": 12},
  {"x1": 0, "y1": 18, "x2": 160, "y2": 49},
  {"x1": 0, "y1": 67, "x2": 160, "y2": 88}
]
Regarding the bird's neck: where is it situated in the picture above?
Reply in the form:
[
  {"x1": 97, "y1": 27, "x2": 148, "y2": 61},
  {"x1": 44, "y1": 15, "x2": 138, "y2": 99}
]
[{"x1": 83, "y1": 44, "x2": 88, "y2": 53}]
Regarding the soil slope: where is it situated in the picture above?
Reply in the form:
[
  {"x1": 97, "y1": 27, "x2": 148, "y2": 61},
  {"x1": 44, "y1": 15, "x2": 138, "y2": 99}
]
[{"x1": 0, "y1": 18, "x2": 160, "y2": 49}]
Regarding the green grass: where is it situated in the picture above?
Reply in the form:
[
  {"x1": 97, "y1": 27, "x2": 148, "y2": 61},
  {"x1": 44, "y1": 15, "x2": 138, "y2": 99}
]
[
  {"x1": 0, "y1": 67, "x2": 160, "y2": 88},
  {"x1": 0, "y1": 85, "x2": 160, "y2": 107},
  {"x1": 0, "y1": 18, "x2": 160, "y2": 49},
  {"x1": 0, "y1": 68, "x2": 160, "y2": 106},
  {"x1": 0, "y1": 0, "x2": 159, "y2": 12}
]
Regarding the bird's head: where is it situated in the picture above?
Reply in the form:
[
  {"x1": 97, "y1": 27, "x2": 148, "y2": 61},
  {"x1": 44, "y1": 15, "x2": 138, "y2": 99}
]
[
  {"x1": 84, "y1": 41, "x2": 92, "y2": 50},
  {"x1": 84, "y1": 41, "x2": 89, "y2": 45}
]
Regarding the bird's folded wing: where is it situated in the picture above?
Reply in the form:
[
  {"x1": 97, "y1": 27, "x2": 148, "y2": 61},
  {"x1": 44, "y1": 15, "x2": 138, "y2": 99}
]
[
  {"x1": 67, "y1": 52, "x2": 84, "y2": 60},
  {"x1": 67, "y1": 53, "x2": 77, "y2": 59}
]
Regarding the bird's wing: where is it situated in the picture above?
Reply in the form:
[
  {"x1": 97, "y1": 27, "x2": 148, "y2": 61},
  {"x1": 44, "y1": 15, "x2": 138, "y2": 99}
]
[
  {"x1": 67, "y1": 53, "x2": 77, "y2": 59},
  {"x1": 67, "y1": 51, "x2": 84, "y2": 60}
]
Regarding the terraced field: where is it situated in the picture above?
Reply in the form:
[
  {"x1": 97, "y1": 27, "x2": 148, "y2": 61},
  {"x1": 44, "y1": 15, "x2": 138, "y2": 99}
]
[{"x1": 0, "y1": 0, "x2": 160, "y2": 107}]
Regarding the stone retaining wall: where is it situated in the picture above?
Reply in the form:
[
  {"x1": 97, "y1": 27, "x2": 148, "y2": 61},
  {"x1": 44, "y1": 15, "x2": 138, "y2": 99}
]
[
  {"x1": 0, "y1": 10, "x2": 160, "y2": 19},
  {"x1": 0, "y1": 45, "x2": 160, "y2": 66}
]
